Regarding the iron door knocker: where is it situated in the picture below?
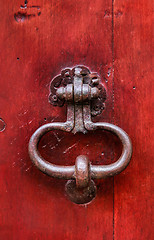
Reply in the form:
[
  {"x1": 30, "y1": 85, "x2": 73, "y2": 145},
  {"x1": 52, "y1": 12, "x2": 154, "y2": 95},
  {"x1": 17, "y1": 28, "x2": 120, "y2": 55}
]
[{"x1": 29, "y1": 66, "x2": 132, "y2": 204}]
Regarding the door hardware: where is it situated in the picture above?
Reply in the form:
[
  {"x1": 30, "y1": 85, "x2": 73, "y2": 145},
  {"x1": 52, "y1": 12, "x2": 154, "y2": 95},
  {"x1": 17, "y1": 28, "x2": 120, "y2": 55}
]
[{"x1": 29, "y1": 66, "x2": 132, "y2": 204}]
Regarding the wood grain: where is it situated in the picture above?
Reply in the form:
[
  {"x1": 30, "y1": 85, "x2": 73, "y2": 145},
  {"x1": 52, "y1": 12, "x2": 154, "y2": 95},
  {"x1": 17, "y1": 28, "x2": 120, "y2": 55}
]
[
  {"x1": 0, "y1": 0, "x2": 153, "y2": 239},
  {"x1": 113, "y1": 0, "x2": 153, "y2": 239},
  {"x1": 0, "y1": 0, "x2": 114, "y2": 239}
]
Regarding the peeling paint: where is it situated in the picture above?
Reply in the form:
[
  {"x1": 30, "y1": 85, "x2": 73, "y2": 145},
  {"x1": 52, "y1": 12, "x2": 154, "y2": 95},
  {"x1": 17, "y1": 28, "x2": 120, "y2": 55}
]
[{"x1": 14, "y1": 0, "x2": 41, "y2": 23}]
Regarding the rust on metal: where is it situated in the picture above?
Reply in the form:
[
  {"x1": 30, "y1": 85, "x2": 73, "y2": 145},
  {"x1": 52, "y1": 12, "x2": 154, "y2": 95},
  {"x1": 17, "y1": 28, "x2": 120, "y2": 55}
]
[
  {"x1": 28, "y1": 66, "x2": 132, "y2": 204},
  {"x1": 75, "y1": 155, "x2": 90, "y2": 189},
  {"x1": 65, "y1": 155, "x2": 96, "y2": 204},
  {"x1": 65, "y1": 179, "x2": 97, "y2": 205}
]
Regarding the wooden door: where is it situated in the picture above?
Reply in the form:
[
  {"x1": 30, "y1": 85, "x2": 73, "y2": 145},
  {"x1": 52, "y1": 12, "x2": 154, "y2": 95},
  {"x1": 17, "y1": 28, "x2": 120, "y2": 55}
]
[{"x1": 0, "y1": 0, "x2": 153, "y2": 239}]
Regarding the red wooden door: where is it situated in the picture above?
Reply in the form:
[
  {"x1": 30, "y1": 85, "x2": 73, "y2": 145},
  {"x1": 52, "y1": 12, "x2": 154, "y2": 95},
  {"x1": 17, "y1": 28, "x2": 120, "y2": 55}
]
[{"x1": 0, "y1": 0, "x2": 153, "y2": 239}]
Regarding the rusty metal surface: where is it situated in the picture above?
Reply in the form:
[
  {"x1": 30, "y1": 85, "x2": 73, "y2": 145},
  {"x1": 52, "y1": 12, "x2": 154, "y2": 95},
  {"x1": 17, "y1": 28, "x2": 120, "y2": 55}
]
[
  {"x1": 49, "y1": 66, "x2": 106, "y2": 116},
  {"x1": 28, "y1": 120, "x2": 132, "y2": 179},
  {"x1": 65, "y1": 179, "x2": 97, "y2": 205},
  {"x1": 75, "y1": 155, "x2": 90, "y2": 188},
  {"x1": 65, "y1": 155, "x2": 96, "y2": 204},
  {"x1": 28, "y1": 66, "x2": 132, "y2": 204}
]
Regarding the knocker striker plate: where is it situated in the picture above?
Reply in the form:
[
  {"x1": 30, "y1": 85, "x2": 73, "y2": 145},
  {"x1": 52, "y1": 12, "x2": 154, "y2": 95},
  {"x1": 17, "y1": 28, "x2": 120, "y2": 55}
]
[{"x1": 29, "y1": 66, "x2": 132, "y2": 204}]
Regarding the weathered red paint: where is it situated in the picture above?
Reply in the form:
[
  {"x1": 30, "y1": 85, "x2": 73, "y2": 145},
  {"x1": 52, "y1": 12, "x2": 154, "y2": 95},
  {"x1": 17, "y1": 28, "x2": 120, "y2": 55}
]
[
  {"x1": 113, "y1": 1, "x2": 153, "y2": 239},
  {"x1": 0, "y1": 0, "x2": 153, "y2": 239}
]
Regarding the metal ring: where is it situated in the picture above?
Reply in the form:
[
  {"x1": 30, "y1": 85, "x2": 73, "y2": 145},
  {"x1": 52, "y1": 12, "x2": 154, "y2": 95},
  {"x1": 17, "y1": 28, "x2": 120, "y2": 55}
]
[
  {"x1": 75, "y1": 155, "x2": 90, "y2": 188},
  {"x1": 28, "y1": 122, "x2": 132, "y2": 179}
]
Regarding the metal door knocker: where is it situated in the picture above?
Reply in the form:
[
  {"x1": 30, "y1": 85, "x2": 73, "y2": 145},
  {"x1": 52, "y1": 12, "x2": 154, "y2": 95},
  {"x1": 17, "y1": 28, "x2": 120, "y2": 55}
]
[{"x1": 28, "y1": 66, "x2": 132, "y2": 204}]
